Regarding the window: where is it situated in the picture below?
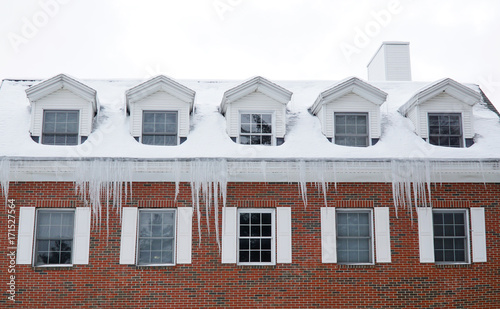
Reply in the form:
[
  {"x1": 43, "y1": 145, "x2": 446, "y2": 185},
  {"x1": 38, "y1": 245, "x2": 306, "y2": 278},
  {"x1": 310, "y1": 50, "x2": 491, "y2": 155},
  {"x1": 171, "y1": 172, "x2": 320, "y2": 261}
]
[
  {"x1": 34, "y1": 209, "x2": 75, "y2": 266},
  {"x1": 428, "y1": 113, "x2": 462, "y2": 147},
  {"x1": 137, "y1": 209, "x2": 176, "y2": 265},
  {"x1": 240, "y1": 113, "x2": 273, "y2": 145},
  {"x1": 433, "y1": 210, "x2": 468, "y2": 263},
  {"x1": 42, "y1": 110, "x2": 79, "y2": 145},
  {"x1": 142, "y1": 111, "x2": 178, "y2": 145},
  {"x1": 334, "y1": 113, "x2": 369, "y2": 147},
  {"x1": 336, "y1": 209, "x2": 373, "y2": 264},
  {"x1": 238, "y1": 209, "x2": 275, "y2": 265}
]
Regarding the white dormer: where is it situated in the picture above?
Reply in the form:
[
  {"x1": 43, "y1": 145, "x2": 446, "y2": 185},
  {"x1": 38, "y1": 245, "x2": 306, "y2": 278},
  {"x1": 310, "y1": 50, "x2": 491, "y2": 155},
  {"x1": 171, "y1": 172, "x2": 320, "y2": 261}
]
[
  {"x1": 220, "y1": 76, "x2": 292, "y2": 146},
  {"x1": 126, "y1": 75, "x2": 195, "y2": 146},
  {"x1": 25, "y1": 74, "x2": 97, "y2": 145},
  {"x1": 309, "y1": 77, "x2": 387, "y2": 147},
  {"x1": 398, "y1": 78, "x2": 481, "y2": 147}
]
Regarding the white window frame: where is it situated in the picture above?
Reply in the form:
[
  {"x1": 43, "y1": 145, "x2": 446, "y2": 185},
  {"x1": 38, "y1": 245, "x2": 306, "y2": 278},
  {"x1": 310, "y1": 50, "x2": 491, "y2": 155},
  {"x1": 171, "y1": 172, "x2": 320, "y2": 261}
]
[
  {"x1": 33, "y1": 208, "x2": 75, "y2": 267},
  {"x1": 237, "y1": 208, "x2": 276, "y2": 266},
  {"x1": 432, "y1": 209, "x2": 470, "y2": 264},
  {"x1": 136, "y1": 208, "x2": 177, "y2": 266},
  {"x1": 41, "y1": 109, "x2": 81, "y2": 145},
  {"x1": 238, "y1": 110, "x2": 276, "y2": 146},
  {"x1": 335, "y1": 208, "x2": 375, "y2": 265},
  {"x1": 427, "y1": 112, "x2": 464, "y2": 148},
  {"x1": 141, "y1": 110, "x2": 179, "y2": 146},
  {"x1": 334, "y1": 112, "x2": 370, "y2": 147}
]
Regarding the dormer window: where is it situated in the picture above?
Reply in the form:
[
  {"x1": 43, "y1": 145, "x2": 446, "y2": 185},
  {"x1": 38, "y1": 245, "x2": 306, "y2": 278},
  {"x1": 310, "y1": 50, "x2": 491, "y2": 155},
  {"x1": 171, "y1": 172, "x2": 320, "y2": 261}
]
[
  {"x1": 240, "y1": 112, "x2": 273, "y2": 145},
  {"x1": 220, "y1": 77, "x2": 292, "y2": 146},
  {"x1": 310, "y1": 77, "x2": 387, "y2": 147},
  {"x1": 398, "y1": 78, "x2": 481, "y2": 148},
  {"x1": 25, "y1": 74, "x2": 97, "y2": 146},
  {"x1": 42, "y1": 110, "x2": 79, "y2": 145},
  {"x1": 142, "y1": 111, "x2": 178, "y2": 146},
  {"x1": 126, "y1": 75, "x2": 195, "y2": 146},
  {"x1": 334, "y1": 112, "x2": 369, "y2": 147},
  {"x1": 428, "y1": 113, "x2": 462, "y2": 147}
]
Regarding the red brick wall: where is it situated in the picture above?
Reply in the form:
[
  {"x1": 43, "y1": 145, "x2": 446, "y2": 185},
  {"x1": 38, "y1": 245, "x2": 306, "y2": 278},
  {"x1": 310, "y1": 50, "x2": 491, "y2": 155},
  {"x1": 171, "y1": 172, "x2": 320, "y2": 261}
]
[{"x1": 1, "y1": 182, "x2": 499, "y2": 308}]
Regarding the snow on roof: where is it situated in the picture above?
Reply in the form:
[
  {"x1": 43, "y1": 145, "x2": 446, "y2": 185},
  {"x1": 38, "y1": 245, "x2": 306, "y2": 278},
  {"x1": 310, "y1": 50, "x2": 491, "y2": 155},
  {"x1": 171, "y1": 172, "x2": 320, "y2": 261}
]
[{"x1": 0, "y1": 77, "x2": 499, "y2": 161}]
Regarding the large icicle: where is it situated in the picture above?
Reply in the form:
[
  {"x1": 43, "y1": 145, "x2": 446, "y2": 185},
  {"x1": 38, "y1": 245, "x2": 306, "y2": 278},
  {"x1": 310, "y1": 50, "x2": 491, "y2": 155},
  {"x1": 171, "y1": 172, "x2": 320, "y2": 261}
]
[
  {"x1": 74, "y1": 159, "x2": 134, "y2": 231},
  {"x1": 189, "y1": 159, "x2": 228, "y2": 246},
  {"x1": 0, "y1": 158, "x2": 10, "y2": 204},
  {"x1": 391, "y1": 160, "x2": 432, "y2": 215}
]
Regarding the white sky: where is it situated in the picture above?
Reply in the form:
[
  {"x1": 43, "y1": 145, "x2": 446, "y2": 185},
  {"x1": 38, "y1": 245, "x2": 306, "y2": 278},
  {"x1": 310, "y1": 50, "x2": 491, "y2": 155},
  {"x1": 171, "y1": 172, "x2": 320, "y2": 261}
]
[{"x1": 1, "y1": 0, "x2": 499, "y2": 109}]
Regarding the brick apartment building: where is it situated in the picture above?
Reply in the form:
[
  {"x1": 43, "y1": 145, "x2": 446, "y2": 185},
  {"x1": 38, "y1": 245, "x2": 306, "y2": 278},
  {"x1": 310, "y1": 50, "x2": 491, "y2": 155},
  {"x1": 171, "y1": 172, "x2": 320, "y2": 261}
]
[{"x1": 1, "y1": 42, "x2": 499, "y2": 308}]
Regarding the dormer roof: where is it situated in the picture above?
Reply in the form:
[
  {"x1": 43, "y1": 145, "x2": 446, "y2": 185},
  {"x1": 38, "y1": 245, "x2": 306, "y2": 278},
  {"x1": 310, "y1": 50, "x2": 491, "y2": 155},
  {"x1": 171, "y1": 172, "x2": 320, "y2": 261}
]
[
  {"x1": 220, "y1": 76, "x2": 293, "y2": 114},
  {"x1": 398, "y1": 78, "x2": 481, "y2": 116},
  {"x1": 25, "y1": 74, "x2": 98, "y2": 112},
  {"x1": 125, "y1": 75, "x2": 196, "y2": 112},
  {"x1": 309, "y1": 77, "x2": 388, "y2": 115}
]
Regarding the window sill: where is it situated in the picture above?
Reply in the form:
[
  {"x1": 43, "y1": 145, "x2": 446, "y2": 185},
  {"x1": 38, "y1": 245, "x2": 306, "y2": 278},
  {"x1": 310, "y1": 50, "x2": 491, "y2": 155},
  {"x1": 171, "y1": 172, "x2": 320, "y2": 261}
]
[
  {"x1": 435, "y1": 263, "x2": 471, "y2": 268},
  {"x1": 338, "y1": 264, "x2": 375, "y2": 269}
]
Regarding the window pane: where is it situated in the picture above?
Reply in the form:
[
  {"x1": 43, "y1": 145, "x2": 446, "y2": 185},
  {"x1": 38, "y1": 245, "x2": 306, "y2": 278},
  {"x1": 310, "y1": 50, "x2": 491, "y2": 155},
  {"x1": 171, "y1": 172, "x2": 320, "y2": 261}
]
[
  {"x1": 35, "y1": 210, "x2": 74, "y2": 265},
  {"x1": 137, "y1": 210, "x2": 176, "y2": 265},
  {"x1": 239, "y1": 113, "x2": 273, "y2": 145},
  {"x1": 241, "y1": 114, "x2": 250, "y2": 123},
  {"x1": 428, "y1": 114, "x2": 462, "y2": 148},
  {"x1": 433, "y1": 210, "x2": 467, "y2": 263},
  {"x1": 336, "y1": 210, "x2": 372, "y2": 264},
  {"x1": 238, "y1": 210, "x2": 274, "y2": 264},
  {"x1": 334, "y1": 113, "x2": 368, "y2": 147}
]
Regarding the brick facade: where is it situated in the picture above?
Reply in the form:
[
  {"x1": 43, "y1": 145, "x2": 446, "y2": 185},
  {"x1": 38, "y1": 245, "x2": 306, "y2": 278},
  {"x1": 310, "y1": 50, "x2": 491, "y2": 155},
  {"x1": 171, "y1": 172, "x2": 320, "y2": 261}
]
[{"x1": 1, "y1": 181, "x2": 499, "y2": 308}]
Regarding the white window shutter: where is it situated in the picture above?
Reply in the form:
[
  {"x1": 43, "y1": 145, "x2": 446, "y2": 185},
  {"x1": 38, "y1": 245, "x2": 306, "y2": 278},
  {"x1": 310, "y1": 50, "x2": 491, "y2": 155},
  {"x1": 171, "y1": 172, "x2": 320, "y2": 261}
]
[
  {"x1": 470, "y1": 207, "x2": 487, "y2": 262},
  {"x1": 276, "y1": 207, "x2": 292, "y2": 263},
  {"x1": 119, "y1": 207, "x2": 138, "y2": 265},
  {"x1": 176, "y1": 207, "x2": 193, "y2": 264},
  {"x1": 221, "y1": 207, "x2": 237, "y2": 263},
  {"x1": 73, "y1": 207, "x2": 91, "y2": 265},
  {"x1": 374, "y1": 207, "x2": 391, "y2": 263},
  {"x1": 16, "y1": 207, "x2": 36, "y2": 264},
  {"x1": 417, "y1": 207, "x2": 435, "y2": 263},
  {"x1": 321, "y1": 207, "x2": 336, "y2": 263}
]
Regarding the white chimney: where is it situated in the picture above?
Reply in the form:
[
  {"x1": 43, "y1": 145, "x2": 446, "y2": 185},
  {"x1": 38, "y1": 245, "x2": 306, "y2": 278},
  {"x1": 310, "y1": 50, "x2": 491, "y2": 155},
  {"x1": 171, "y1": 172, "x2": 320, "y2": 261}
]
[{"x1": 367, "y1": 42, "x2": 412, "y2": 81}]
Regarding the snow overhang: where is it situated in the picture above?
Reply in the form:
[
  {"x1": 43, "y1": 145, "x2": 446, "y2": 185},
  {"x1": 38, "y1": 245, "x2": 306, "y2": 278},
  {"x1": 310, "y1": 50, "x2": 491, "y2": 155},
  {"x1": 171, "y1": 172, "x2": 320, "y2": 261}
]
[
  {"x1": 125, "y1": 75, "x2": 196, "y2": 113},
  {"x1": 398, "y1": 78, "x2": 481, "y2": 116},
  {"x1": 25, "y1": 74, "x2": 98, "y2": 113},
  {"x1": 219, "y1": 76, "x2": 293, "y2": 114},
  {"x1": 309, "y1": 77, "x2": 388, "y2": 115}
]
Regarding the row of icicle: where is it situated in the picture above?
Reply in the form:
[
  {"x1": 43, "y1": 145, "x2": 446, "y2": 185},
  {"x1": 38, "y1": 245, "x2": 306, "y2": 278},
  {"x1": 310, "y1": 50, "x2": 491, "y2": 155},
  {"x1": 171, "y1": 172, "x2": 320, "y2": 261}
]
[{"x1": 0, "y1": 158, "x2": 436, "y2": 245}]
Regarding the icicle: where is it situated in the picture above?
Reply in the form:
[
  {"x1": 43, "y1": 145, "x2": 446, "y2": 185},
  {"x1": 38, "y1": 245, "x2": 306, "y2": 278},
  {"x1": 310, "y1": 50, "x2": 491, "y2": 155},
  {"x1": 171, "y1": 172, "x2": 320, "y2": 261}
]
[
  {"x1": 188, "y1": 159, "x2": 228, "y2": 245},
  {"x1": 298, "y1": 160, "x2": 308, "y2": 207},
  {"x1": 0, "y1": 158, "x2": 10, "y2": 205},
  {"x1": 390, "y1": 160, "x2": 432, "y2": 216},
  {"x1": 174, "y1": 159, "x2": 181, "y2": 201},
  {"x1": 74, "y1": 159, "x2": 133, "y2": 228}
]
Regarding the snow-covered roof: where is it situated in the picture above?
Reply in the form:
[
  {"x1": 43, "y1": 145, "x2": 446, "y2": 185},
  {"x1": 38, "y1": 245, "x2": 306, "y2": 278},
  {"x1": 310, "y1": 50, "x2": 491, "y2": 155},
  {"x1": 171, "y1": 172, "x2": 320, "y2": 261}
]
[
  {"x1": 0, "y1": 77, "x2": 499, "y2": 160},
  {"x1": 398, "y1": 78, "x2": 481, "y2": 116},
  {"x1": 125, "y1": 75, "x2": 196, "y2": 113},
  {"x1": 219, "y1": 76, "x2": 293, "y2": 114},
  {"x1": 309, "y1": 77, "x2": 388, "y2": 115},
  {"x1": 25, "y1": 74, "x2": 98, "y2": 112}
]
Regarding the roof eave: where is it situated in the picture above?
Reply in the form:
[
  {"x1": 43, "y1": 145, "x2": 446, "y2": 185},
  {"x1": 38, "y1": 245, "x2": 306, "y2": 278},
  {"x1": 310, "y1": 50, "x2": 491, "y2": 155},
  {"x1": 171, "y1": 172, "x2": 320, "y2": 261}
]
[
  {"x1": 220, "y1": 76, "x2": 293, "y2": 114},
  {"x1": 125, "y1": 75, "x2": 196, "y2": 113},
  {"x1": 399, "y1": 78, "x2": 481, "y2": 115},
  {"x1": 25, "y1": 74, "x2": 97, "y2": 112}
]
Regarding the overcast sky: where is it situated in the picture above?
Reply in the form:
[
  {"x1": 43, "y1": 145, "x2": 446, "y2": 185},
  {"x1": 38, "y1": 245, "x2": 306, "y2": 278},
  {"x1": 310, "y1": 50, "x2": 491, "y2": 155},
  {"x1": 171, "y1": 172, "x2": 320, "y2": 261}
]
[{"x1": 1, "y1": 0, "x2": 499, "y2": 108}]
